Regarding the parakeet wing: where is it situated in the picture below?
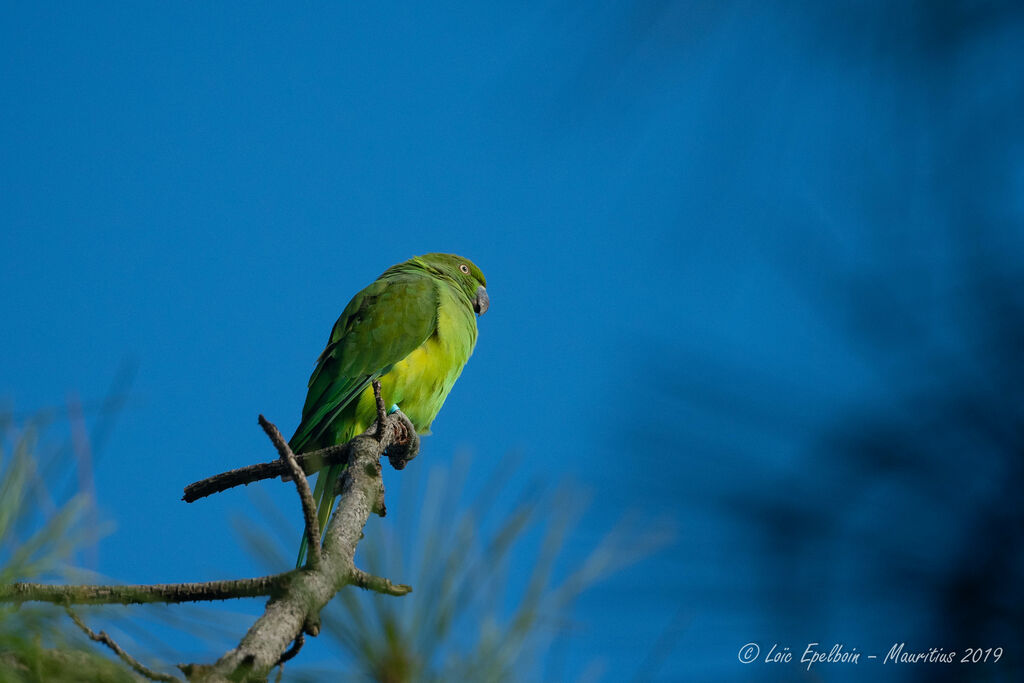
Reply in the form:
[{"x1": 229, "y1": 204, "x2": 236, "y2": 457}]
[{"x1": 289, "y1": 272, "x2": 439, "y2": 452}]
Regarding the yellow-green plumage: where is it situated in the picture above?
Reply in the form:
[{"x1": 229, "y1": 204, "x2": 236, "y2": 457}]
[{"x1": 290, "y1": 253, "x2": 488, "y2": 565}]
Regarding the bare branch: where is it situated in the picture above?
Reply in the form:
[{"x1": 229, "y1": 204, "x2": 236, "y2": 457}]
[
  {"x1": 2, "y1": 411, "x2": 421, "y2": 682},
  {"x1": 66, "y1": 607, "x2": 182, "y2": 683},
  {"x1": 258, "y1": 415, "x2": 321, "y2": 569},
  {"x1": 182, "y1": 443, "x2": 349, "y2": 503},
  {"x1": 192, "y1": 411, "x2": 418, "y2": 681},
  {"x1": 1, "y1": 572, "x2": 296, "y2": 606}
]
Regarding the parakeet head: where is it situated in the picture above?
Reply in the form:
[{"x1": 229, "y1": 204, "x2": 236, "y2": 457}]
[{"x1": 415, "y1": 253, "x2": 489, "y2": 315}]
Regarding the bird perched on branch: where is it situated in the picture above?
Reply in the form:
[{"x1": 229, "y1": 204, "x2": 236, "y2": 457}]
[{"x1": 290, "y1": 253, "x2": 488, "y2": 565}]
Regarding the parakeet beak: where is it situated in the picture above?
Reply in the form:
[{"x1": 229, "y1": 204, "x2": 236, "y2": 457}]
[{"x1": 473, "y1": 285, "x2": 489, "y2": 315}]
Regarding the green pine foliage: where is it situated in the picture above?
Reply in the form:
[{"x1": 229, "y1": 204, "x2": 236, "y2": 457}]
[
  {"x1": 239, "y1": 456, "x2": 669, "y2": 682},
  {"x1": 0, "y1": 423, "x2": 134, "y2": 682}
]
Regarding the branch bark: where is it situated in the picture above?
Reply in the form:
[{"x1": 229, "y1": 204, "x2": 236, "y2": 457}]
[
  {"x1": 181, "y1": 443, "x2": 348, "y2": 503},
  {"x1": 185, "y1": 412, "x2": 416, "y2": 682},
  {"x1": 1, "y1": 412, "x2": 419, "y2": 682},
  {"x1": 0, "y1": 574, "x2": 294, "y2": 605}
]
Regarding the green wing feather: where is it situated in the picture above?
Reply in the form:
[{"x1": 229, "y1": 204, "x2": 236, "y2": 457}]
[
  {"x1": 290, "y1": 273, "x2": 438, "y2": 452},
  {"x1": 290, "y1": 271, "x2": 439, "y2": 565}
]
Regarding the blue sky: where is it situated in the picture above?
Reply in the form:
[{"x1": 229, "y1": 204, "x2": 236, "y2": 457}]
[{"x1": 3, "y1": 2, "x2": 1023, "y2": 681}]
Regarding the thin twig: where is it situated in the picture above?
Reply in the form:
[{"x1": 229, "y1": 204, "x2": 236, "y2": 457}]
[
  {"x1": 258, "y1": 414, "x2": 321, "y2": 569},
  {"x1": 66, "y1": 607, "x2": 182, "y2": 682},
  {"x1": 1, "y1": 572, "x2": 296, "y2": 605},
  {"x1": 349, "y1": 568, "x2": 412, "y2": 596},
  {"x1": 372, "y1": 379, "x2": 387, "y2": 441},
  {"x1": 182, "y1": 443, "x2": 349, "y2": 503},
  {"x1": 275, "y1": 633, "x2": 304, "y2": 666}
]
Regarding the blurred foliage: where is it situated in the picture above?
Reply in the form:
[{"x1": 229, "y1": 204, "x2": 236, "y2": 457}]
[
  {"x1": 0, "y1": 407, "x2": 290, "y2": 681},
  {"x1": 658, "y1": 226, "x2": 1024, "y2": 681},
  {"x1": 238, "y1": 456, "x2": 670, "y2": 682},
  {"x1": 587, "y1": 1, "x2": 1024, "y2": 679},
  {"x1": 0, "y1": 424, "x2": 135, "y2": 682}
]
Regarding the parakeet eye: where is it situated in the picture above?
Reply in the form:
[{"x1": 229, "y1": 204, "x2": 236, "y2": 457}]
[{"x1": 459, "y1": 264, "x2": 470, "y2": 274}]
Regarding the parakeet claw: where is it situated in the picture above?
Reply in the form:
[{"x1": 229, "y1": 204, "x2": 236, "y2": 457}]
[{"x1": 385, "y1": 411, "x2": 420, "y2": 470}]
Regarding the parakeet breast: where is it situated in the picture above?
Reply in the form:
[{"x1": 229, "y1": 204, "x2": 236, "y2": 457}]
[{"x1": 351, "y1": 284, "x2": 477, "y2": 434}]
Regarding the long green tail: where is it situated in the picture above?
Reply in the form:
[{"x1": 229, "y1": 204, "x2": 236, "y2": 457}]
[{"x1": 296, "y1": 462, "x2": 346, "y2": 567}]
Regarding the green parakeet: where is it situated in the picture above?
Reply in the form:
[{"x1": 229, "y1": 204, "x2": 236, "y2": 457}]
[{"x1": 290, "y1": 253, "x2": 488, "y2": 565}]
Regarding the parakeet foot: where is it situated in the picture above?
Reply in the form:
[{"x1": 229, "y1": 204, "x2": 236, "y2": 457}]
[{"x1": 385, "y1": 410, "x2": 420, "y2": 470}]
